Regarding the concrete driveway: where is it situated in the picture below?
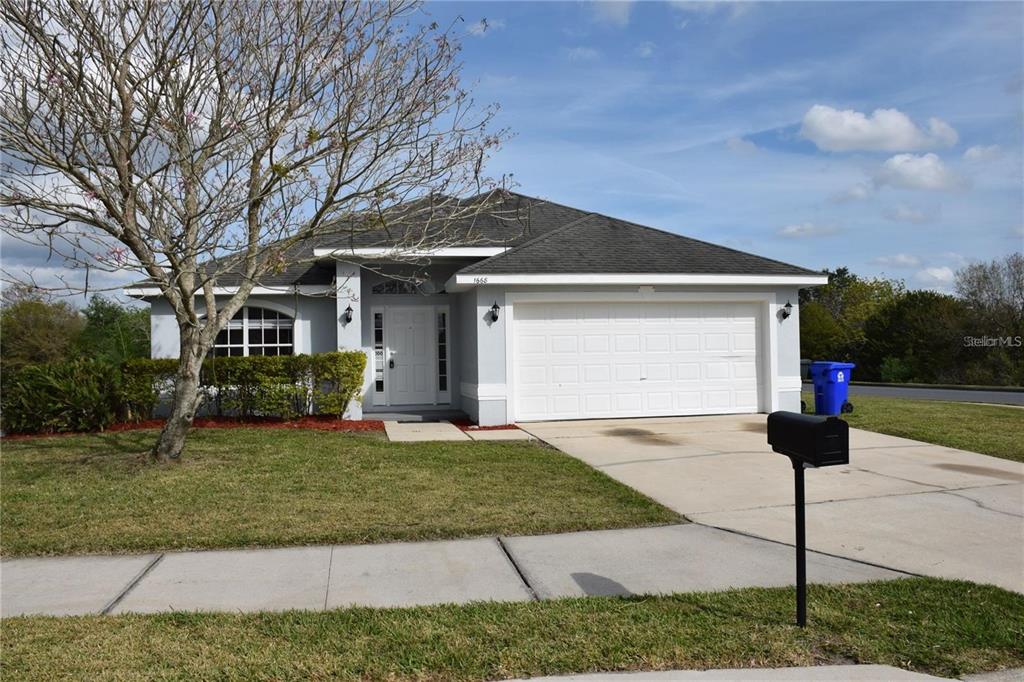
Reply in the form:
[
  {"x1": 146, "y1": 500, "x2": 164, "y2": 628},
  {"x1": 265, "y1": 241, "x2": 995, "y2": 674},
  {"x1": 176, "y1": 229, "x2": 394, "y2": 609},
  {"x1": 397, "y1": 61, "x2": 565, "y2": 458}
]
[{"x1": 521, "y1": 415, "x2": 1024, "y2": 593}]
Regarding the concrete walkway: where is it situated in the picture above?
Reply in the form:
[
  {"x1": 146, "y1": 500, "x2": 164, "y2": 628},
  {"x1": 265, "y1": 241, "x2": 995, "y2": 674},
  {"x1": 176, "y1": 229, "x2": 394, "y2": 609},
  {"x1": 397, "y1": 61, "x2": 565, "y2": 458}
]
[
  {"x1": 1, "y1": 522, "x2": 902, "y2": 618},
  {"x1": 383, "y1": 420, "x2": 533, "y2": 441},
  {"x1": 521, "y1": 414, "x2": 1024, "y2": 593},
  {"x1": 515, "y1": 665, "x2": 948, "y2": 680},
  {"x1": 516, "y1": 667, "x2": 1024, "y2": 681}
]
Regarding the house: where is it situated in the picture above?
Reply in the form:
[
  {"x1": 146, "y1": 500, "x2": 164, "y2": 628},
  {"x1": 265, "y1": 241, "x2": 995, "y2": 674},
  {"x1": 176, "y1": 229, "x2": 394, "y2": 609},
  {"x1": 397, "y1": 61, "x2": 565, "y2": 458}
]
[{"x1": 127, "y1": 192, "x2": 827, "y2": 426}]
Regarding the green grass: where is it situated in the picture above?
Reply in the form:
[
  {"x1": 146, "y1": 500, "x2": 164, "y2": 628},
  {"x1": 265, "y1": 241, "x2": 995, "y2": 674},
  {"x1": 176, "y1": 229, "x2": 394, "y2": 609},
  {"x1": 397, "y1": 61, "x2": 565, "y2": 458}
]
[
  {"x1": 3, "y1": 579, "x2": 1022, "y2": 680},
  {"x1": 804, "y1": 393, "x2": 1024, "y2": 462},
  {"x1": 0, "y1": 428, "x2": 679, "y2": 557}
]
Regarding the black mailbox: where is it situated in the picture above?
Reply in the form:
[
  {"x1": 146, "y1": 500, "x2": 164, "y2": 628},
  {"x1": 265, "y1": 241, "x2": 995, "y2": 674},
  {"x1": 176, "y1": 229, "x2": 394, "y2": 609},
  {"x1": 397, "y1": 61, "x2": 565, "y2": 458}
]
[{"x1": 767, "y1": 411, "x2": 849, "y2": 468}]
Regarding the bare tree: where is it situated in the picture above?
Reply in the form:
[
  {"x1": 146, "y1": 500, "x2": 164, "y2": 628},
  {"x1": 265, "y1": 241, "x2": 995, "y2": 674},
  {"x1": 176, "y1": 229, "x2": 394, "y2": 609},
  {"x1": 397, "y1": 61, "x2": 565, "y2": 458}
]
[
  {"x1": 955, "y1": 253, "x2": 1024, "y2": 326},
  {"x1": 1, "y1": 0, "x2": 505, "y2": 461}
]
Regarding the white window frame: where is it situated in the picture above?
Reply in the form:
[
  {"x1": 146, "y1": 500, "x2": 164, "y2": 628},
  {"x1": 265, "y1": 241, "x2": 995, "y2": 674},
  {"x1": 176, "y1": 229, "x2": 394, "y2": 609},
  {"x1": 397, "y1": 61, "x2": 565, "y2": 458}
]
[{"x1": 211, "y1": 305, "x2": 296, "y2": 357}]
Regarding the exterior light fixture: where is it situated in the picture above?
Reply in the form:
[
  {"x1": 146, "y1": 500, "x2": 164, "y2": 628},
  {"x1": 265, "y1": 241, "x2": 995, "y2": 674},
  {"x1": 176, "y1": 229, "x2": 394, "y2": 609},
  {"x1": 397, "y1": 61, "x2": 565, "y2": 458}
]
[
  {"x1": 490, "y1": 301, "x2": 500, "y2": 322},
  {"x1": 781, "y1": 300, "x2": 793, "y2": 320},
  {"x1": 343, "y1": 305, "x2": 353, "y2": 323}
]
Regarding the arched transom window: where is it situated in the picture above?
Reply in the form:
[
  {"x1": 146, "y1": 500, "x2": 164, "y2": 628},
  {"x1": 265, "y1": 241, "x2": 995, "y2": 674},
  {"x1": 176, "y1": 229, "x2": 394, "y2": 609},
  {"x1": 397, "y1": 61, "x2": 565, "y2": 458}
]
[{"x1": 212, "y1": 306, "x2": 294, "y2": 357}]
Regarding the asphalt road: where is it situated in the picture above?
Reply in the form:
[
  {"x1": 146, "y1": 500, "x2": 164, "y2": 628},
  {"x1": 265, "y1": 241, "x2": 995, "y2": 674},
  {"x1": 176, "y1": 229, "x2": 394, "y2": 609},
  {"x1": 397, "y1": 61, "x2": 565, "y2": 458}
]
[{"x1": 808, "y1": 382, "x2": 1024, "y2": 406}]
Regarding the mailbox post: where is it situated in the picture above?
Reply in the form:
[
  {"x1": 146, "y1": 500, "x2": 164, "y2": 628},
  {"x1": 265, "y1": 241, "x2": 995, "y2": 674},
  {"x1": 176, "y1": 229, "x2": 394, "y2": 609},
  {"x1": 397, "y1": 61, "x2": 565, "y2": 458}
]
[{"x1": 767, "y1": 411, "x2": 850, "y2": 627}]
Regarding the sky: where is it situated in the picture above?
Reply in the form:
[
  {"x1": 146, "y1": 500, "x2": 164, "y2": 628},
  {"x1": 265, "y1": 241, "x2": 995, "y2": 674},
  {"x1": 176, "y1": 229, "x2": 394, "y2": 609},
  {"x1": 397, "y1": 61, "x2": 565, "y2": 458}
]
[
  {"x1": 2, "y1": 1, "x2": 1021, "y2": 301},
  {"x1": 422, "y1": 0, "x2": 1023, "y2": 291}
]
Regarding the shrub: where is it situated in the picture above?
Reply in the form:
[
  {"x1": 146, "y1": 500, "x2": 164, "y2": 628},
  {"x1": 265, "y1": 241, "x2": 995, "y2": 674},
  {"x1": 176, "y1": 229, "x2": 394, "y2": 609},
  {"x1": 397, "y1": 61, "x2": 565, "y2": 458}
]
[
  {"x1": 311, "y1": 351, "x2": 367, "y2": 417},
  {"x1": 202, "y1": 355, "x2": 306, "y2": 419},
  {"x1": 879, "y1": 356, "x2": 916, "y2": 383},
  {"x1": 201, "y1": 351, "x2": 366, "y2": 419},
  {"x1": 121, "y1": 358, "x2": 178, "y2": 421},
  {"x1": 1, "y1": 360, "x2": 121, "y2": 434},
  {"x1": 4, "y1": 351, "x2": 367, "y2": 434}
]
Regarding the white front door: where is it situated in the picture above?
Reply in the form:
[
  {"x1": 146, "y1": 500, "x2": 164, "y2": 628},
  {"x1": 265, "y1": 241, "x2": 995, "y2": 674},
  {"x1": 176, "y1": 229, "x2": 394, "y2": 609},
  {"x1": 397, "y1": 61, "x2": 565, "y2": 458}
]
[
  {"x1": 385, "y1": 307, "x2": 434, "y2": 405},
  {"x1": 513, "y1": 301, "x2": 761, "y2": 421}
]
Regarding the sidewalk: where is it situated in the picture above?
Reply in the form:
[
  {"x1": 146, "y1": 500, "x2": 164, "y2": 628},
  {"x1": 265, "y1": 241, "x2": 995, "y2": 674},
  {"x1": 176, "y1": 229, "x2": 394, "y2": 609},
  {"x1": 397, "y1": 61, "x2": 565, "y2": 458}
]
[
  {"x1": 1, "y1": 523, "x2": 904, "y2": 617},
  {"x1": 513, "y1": 666, "x2": 1022, "y2": 681}
]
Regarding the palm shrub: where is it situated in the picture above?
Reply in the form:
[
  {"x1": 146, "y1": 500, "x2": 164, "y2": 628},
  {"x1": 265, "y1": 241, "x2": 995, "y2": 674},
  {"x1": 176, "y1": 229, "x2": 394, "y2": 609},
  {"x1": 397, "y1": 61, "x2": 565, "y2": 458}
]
[{"x1": 1, "y1": 360, "x2": 121, "y2": 433}]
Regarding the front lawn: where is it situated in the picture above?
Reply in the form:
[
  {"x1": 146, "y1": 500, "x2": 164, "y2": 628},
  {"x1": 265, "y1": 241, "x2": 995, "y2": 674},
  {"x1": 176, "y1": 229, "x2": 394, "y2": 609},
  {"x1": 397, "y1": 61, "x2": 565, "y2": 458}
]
[
  {"x1": 3, "y1": 578, "x2": 1022, "y2": 680},
  {"x1": 804, "y1": 393, "x2": 1024, "y2": 462},
  {"x1": 0, "y1": 429, "x2": 679, "y2": 556}
]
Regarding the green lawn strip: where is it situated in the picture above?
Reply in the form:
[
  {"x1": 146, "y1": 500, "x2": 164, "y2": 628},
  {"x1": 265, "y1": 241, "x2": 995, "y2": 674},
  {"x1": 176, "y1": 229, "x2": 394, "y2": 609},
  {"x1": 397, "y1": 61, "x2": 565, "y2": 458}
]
[
  {"x1": 803, "y1": 392, "x2": 1024, "y2": 462},
  {"x1": 0, "y1": 429, "x2": 679, "y2": 557},
  {"x1": 3, "y1": 578, "x2": 1022, "y2": 680}
]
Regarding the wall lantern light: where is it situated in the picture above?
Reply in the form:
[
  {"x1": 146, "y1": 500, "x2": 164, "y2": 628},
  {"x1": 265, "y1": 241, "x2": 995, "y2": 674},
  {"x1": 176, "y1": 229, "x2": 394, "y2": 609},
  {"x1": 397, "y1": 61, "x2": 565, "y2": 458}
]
[
  {"x1": 343, "y1": 305, "x2": 354, "y2": 324},
  {"x1": 490, "y1": 301, "x2": 500, "y2": 322},
  {"x1": 781, "y1": 300, "x2": 793, "y2": 320}
]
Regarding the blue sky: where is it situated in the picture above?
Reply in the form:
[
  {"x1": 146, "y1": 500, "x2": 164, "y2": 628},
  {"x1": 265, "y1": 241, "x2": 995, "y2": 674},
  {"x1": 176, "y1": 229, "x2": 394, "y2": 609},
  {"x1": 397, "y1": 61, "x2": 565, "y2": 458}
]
[{"x1": 424, "y1": 0, "x2": 1024, "y2": 290}]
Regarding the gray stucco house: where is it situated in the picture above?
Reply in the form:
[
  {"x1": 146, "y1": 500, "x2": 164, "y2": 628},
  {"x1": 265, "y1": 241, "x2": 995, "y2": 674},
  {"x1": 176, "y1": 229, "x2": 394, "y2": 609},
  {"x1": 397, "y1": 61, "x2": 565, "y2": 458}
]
[{"x1": 128, "y1": 192, "x2": 826, "y2": 426}]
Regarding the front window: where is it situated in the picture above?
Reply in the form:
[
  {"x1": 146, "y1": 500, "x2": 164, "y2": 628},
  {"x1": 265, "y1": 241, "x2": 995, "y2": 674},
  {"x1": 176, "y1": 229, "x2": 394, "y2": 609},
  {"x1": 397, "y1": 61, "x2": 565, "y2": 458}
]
[{"x1": 212, "y1": 307, "x2": 294, "y2": 357}]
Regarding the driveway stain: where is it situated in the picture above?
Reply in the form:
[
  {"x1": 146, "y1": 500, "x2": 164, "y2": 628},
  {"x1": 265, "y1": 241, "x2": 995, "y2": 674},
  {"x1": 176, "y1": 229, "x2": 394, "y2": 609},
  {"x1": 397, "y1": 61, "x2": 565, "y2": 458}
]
[
  {"x1": 603, "y1": 427, "x2": 684, "y2": 446},
  {"x1": 931, "y1": 463, "x2": 1024, "y2": 481}
]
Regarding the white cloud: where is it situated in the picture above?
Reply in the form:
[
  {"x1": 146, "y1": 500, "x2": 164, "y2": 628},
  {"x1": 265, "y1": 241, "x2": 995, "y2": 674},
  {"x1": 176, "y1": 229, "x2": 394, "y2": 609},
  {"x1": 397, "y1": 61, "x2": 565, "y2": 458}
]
[
  {"x1": 874, "y1": 153, "x2": 964, "y2": 191},
  {"x1": 725, "y1": 136, "x2": 758, "y2": 154},
  {"x1": 565, "y1": 46, "x2": 600, "y2": 62},
  {"x1": 778, "y1": 222, "x2": 839, "y2": 238},
  {"x1": 635, "y1": 41, "x2": 655, "y2": 58},
  {"x1": 915, "y1": 266, "x2": 955, "y2": 287},
  {"x1": 872, "y1": 253, "x2": 921, "y2": 268},
  {"x1": 467, "y1": 18, "x2": 505, "y2": 37},
  {"x1": 590, "y1": 1, "x2": 633, "y2": 28},
  {"x1": 671, "y1": 1, "x2": 753, "y2": 21},
  {"x1": 963, "y1": 144, "x2": 1002, "y2": 162},
  {"x1": 831, "y1": 182, "x2": 873, "y2": 203},
  {"x1": 883, "y1": 204, "x2": 934, "y2": 224},
  {"x1": 800, "y1": 105, "x2": 958, "y2": 152}
]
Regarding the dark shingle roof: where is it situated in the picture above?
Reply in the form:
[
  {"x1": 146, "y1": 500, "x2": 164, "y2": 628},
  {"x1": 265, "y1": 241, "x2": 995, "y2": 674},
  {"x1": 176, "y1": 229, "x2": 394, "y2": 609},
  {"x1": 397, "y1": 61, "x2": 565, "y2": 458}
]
[
  {"x1": 128, "y1": 192, "x2": 821, "y2": 291},
  {"x1": 458, "y1": 213, "x2": 821, "y2": 277}
]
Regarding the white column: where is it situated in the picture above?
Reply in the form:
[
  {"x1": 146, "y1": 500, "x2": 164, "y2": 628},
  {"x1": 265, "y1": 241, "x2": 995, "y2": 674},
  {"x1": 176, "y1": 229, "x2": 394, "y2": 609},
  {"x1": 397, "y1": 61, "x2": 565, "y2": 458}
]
[{"x1": 336, "y1": 261, "x2": 365, "y2": 418}]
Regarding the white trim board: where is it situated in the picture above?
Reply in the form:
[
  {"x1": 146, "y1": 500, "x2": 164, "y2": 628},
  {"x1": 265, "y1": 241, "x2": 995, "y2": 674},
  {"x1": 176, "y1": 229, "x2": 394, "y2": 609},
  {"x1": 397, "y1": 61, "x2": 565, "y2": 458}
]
[
  {"x1": 460, "y1": 382, "x2": 507, "y2": 401},
  {"x1": 314, "y1": 247, "x2": 507, "y2": 258},
  {"x1": 447, "y1": 273, "x2": 827, "y2": 292},
  {"x1": 124, "y1": 285, "x2": 332, "y2": 297}
]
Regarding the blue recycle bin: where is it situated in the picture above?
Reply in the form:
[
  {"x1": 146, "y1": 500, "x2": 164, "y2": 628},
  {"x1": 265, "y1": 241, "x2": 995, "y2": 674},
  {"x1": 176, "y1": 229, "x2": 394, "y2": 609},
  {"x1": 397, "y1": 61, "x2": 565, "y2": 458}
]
[{"x1": 809, "y1": 361, "x2": 856, "y2": 415}]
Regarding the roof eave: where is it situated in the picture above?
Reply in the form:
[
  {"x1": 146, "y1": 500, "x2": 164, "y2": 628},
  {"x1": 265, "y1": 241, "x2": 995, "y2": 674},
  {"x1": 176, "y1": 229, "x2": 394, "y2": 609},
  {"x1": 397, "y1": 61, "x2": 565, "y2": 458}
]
[{"x1": 445, "y1": 272, "x2": 829, "y2": 292}]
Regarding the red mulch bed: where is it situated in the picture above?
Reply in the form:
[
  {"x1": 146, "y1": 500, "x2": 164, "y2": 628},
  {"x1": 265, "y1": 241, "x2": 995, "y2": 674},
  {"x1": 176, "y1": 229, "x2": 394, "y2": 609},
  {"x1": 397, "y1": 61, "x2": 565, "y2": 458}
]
[
  {"x1": 448, "y1": 418, "x2": 520, "y2": 432},
  {"x1": 1, "y1": 415, "x2": 384, "y2": 441}
]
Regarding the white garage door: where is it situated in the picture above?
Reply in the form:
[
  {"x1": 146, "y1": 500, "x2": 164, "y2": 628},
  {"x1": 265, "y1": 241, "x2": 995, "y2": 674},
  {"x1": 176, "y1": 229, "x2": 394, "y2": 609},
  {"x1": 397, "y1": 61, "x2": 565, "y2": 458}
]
[{"x1": 513, "y1": 301, "x2": 761, "y2": 421}]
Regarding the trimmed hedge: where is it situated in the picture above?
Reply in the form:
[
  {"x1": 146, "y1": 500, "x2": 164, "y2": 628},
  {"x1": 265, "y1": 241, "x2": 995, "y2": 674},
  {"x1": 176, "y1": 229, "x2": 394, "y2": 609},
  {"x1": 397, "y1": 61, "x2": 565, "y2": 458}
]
[{"x1": 2, "y1": 351, "x2": 367, "y2": 434}]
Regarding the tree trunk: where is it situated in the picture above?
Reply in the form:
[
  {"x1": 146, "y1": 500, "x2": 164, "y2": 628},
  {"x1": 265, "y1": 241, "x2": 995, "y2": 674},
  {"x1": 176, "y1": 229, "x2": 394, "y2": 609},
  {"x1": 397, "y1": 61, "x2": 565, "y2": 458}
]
[{"x1": 151, "y1": 344, "x2": 205, "y2": 463}]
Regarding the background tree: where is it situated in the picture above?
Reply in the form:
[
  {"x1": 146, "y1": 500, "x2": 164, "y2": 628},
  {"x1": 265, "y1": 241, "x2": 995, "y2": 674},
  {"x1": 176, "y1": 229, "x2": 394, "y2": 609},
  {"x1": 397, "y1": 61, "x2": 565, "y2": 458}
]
[
  {"x1": 0, "y1": 289, "x2": 84, "y2": 369},
  {"x1": 799, "y1": 267, "x2": 904, "y2": 362},
  {"x1": 76, "y1": 296, "x2": 150, "y2": 364},
  {"x1": 861, "y1": 290, "x2": 965, "y2": 383},
  {"x1": 1, "y1": 0, "x2": 504, "y2": 461}
]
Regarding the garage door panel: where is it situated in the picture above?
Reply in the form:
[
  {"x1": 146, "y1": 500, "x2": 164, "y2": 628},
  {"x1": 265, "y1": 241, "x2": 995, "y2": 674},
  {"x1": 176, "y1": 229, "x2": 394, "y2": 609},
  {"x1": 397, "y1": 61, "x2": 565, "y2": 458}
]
[
  {"x1": 514, "y1": 302, "x2": 761, "y2": 421},
  {"x1": 647, "y1": 363, "x2": 672, "y2": 381},
  {"x1": 615, "y1": 363, "x2": 643, "y2": 381},
  {"x1": 703, "y1": 333, "x2": 730, "y2": 351},
  {"x1": 645, "y1": 334, "x2": 671, "y2": 352},
  {"x1": 648, "y1": 392, "x2": 674, "y2": 410},
  {"x1": 518, "y1": 335, "x2": 546, "y2": 354},
  {"x1": 614, "y1": 335, "x2": 641, "y2": 352},
  {"x1": 583, "y1": 364, "x2": 611, "y2": 383},
  {"x1": 733, "y1": 332, "x2": 757, "y2": 352}
]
